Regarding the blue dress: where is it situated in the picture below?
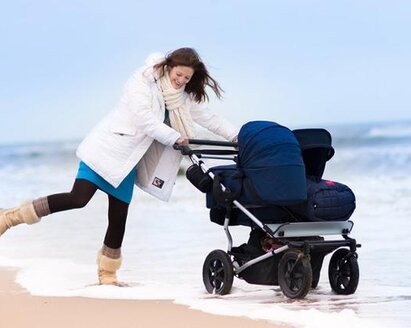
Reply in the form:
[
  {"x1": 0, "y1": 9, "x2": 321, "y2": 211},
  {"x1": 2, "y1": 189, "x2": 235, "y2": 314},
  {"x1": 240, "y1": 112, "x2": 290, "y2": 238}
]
[
  {"x1": 76, "y1": 109, "x2": 168, "y2": 204},
  {"x1": 76, "y1": 161, "x2": 136, "y2": 204}
]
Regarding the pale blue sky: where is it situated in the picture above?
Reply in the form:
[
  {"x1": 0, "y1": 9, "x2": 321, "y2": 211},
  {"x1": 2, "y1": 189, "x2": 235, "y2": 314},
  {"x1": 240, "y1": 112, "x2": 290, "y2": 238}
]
[{"x1": 1, "y1": 0, "x2": 411, "y2": 144}]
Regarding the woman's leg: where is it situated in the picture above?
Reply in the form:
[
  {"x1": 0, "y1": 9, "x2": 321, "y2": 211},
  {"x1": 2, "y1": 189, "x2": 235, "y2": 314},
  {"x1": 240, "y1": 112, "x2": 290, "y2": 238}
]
[
  {"x1": 104, "y1": 195, "x2": 129, "y2": 249},
  {"x1": 47, "y1": 179, "x2": 98, "y2": 213},
  {"x1": 1, "y1": 179, "x2": 98, "y2": 236},
  {"x1": 97, "y1": 195, "x2": 129, "y2": 285}
]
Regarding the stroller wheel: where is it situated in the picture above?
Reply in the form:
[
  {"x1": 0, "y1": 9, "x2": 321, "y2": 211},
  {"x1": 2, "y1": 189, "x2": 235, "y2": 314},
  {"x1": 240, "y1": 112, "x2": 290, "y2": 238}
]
[
  {"x1": 202, "y1": 250, "x2": 234, "y2": 295},
  {"x1": 328, "y1": 248, "x2": 359, "y2": 295},
  {"x1": 278, "y1": 249, "x2": 312, "y2": 299}
]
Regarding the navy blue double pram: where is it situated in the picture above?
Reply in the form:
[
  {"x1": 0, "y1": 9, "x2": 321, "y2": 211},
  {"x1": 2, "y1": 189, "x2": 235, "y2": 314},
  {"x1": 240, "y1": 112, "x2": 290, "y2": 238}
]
[{"x1": 175, "y1": 121, "x2": 360, "y2": 299}]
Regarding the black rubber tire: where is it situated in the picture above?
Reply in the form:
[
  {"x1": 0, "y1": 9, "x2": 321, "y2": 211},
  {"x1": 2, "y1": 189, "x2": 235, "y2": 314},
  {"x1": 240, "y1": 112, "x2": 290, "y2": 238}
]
[
  {"x1": 278, "y1": 249, "x2": 312, "y2": 299},
  {"x1": 202, "y1": 250, "x2": 234, "y2": 295},
  {"x1": 328, "y1": 248, "x2": 360, "y2": 295}
]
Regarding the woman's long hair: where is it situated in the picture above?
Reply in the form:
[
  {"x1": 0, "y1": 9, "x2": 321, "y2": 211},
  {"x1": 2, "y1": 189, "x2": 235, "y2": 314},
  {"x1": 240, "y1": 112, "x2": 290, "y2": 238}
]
[{"x1": 154, "y1": 47, "x2": 223, "y2": 103}]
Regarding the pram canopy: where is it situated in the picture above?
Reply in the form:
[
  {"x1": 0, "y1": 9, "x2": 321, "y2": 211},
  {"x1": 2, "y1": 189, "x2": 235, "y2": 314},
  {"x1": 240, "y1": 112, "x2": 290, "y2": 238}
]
[
  {"x1": 293, "y1": 128, "x2": 334, "y2": 179},
  {"x1": 207, "y1": 121, "x2": 307, "y2": 208}
]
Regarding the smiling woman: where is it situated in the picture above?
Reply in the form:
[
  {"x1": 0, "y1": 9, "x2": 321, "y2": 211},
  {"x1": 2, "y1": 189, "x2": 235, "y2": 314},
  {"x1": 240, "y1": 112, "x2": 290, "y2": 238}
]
[
  {"x1": 169, "y1": 66, "x2": 194, "y2": 89},
  {"x1": 0, "y1": 47, "x2": 238, "y2": 287},
  {"x1": 152, "y1": 48, "x2": 228, "y2": 145}
]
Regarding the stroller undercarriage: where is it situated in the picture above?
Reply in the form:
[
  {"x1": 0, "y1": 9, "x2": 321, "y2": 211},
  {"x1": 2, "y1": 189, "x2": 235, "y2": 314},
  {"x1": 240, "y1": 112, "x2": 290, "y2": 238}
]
[
  {"x1": 205, "y1": 218, "x2": 360, "y2": 299},
  {"x1": 175, "y1": 122, "x2": 360, "y2": 299}
]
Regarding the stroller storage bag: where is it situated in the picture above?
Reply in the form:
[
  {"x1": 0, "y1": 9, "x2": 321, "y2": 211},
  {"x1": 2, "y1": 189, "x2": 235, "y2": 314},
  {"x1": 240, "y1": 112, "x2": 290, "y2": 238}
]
[
  {"x1": 231, "y1": 230, "x2": 326, "y2": 285},
  {"x1": 186, "y1": 164, "x2": 213, "y2": 193},
  {"x1": 288, "y1": 178, "x2": 356, "y2": 221}
]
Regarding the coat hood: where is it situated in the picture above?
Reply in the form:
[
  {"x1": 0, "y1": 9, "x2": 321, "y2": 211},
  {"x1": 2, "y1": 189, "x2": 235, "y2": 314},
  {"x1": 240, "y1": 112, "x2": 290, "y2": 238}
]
[{"x1": 145, "y1": 52, "x2": 165, "y2": 66}]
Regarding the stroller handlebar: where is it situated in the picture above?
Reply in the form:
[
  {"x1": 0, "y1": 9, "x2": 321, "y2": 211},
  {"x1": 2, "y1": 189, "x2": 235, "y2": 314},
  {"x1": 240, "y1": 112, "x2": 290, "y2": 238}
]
[
  {"x1": 188, "y1": 139, "x2": 238, "y2": 148},
  {"x1": 173, "y1": 140, "x2": 238, "y2": 157},
  {"x1": 172, "y1": 143, "x2": 192, "y2": 155}
]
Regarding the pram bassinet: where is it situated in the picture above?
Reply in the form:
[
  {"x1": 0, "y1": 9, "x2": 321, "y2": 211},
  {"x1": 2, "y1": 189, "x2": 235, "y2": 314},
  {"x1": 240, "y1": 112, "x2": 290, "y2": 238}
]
[{"x1": 206, "y1": 121, "x2": 307, "y2": 226}]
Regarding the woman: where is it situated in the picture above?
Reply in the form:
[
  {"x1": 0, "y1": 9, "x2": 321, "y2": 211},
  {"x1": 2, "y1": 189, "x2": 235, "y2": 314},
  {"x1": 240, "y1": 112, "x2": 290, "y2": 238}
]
[{"x1": 0, "y1": 47, "x2": 238, "y2": 286}]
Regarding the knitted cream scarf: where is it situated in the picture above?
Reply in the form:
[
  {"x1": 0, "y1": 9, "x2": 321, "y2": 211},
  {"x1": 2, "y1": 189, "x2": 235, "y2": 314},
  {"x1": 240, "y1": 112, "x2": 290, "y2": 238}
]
[{"x1": 158, "y1": 70, "x2": 195, "y2": 138}]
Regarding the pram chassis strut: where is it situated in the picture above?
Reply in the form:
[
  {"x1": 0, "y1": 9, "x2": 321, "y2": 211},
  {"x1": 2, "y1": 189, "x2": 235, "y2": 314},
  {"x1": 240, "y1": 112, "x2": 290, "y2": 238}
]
[{"x1": 175, "y1": 140, "x2": 360, "y2": 299}]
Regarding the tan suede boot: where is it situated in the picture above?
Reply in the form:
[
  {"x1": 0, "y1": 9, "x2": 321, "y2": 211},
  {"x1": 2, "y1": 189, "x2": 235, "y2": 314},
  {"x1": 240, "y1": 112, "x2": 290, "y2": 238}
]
[
  {"x1": 0, "y1": 201, "x2": 41, "y2": 236},
  {"x1": 97, "y1": 250, "x2": 123, "y2": 286}
]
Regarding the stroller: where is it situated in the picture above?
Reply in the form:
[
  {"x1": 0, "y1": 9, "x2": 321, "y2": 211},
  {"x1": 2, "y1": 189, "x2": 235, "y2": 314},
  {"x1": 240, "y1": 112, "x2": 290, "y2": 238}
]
[{"x1": 175, "y1": 121, "x2": 360, "y2": 299}]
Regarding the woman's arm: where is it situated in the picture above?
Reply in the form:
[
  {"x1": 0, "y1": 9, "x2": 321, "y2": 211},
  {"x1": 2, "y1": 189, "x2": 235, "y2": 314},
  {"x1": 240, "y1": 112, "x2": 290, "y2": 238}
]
[
  {"x1": 124, "y1": 69, "x2": 180, "y2": 146},
  {"x1": 190, "y1": 102, "x2": 238, "y2": 141}
]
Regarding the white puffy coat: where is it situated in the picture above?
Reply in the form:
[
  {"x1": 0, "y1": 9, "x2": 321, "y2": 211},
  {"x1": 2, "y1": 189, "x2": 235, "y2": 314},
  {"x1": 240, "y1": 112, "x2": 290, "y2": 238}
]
[{"x1": 76, "y1": 55, "x2": 238, "y2": 200}]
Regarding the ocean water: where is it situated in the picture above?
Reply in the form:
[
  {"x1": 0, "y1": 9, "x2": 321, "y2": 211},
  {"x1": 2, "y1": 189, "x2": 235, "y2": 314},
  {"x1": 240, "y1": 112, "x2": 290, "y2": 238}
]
[{"x1": 1, "y1": 120, "x2": 411, "y2": 328}]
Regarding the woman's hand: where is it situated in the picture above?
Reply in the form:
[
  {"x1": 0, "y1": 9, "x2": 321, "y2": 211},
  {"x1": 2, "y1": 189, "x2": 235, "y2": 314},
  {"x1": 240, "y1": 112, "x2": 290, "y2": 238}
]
[{"x1": 175, "y1": 136, "x2": 189, "y2": 145}]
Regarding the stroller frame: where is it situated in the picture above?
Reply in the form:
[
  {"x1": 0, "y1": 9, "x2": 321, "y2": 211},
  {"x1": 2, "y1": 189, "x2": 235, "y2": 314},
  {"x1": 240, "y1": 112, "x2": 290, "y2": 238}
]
[{"x1": 176, "y1": 138, "x2": 360, "y2": 299}]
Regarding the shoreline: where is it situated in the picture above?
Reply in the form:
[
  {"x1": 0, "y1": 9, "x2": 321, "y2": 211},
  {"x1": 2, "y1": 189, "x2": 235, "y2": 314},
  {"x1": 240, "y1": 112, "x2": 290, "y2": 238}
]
[{"x1": 0, "y1": 267, "x2": 290, "y2": 328}]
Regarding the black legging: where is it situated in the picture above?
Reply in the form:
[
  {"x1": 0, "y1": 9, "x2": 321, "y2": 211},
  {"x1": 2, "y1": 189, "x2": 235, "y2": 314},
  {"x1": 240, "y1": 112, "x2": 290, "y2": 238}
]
[{"x1": 47, "y1": 179, "x2": 129, "y2": 249}]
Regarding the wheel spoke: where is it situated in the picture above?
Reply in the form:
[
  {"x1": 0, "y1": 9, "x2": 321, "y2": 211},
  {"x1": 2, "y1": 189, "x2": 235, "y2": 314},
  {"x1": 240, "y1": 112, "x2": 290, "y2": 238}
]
[
  {"x1": 295, "y1": 279, "x2": 302, "y2": 290},
  {"x1": 336, "y1": 261, "x2": 351, "y2": 288},
  {"x1": 215, "y1": 267, "x2": 224, "y2": 274},
  {"x1": 289, "y1": 280, "x2": 295, "y2": 290},
  {"x1": 338, "y1": 275, "x2": 350, "y2": 287},
  {"x1": 214, "y1": 277, "x2": 224, "y2": 285},
  {"x1": 293, "y1": 272, "x2": 304, "y2": 279},
  {"x1": 288, "y1": 261, "x2": 302, "y2": 292}
]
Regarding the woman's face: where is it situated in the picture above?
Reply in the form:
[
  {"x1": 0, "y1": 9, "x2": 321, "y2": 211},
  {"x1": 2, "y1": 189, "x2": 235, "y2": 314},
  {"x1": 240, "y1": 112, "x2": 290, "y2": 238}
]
[{"x1": 168, "y1": 65, "x2": 194, "y2": 89}]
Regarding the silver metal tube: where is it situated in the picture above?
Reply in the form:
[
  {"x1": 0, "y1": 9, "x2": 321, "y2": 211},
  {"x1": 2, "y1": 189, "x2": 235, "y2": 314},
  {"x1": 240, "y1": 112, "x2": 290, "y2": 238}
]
[
  {"x1": 198, "y1": 155, "x2": 236, "y2": 161},
  {"x1": 235, "y1": 245, "x2": 289, "y2": 274},
  {"x1": 224, "y1": 218, "x2": 233, "y2": 252},
  {"x1": 232, "y1": 200, "x2": 264, "y2": 229}
]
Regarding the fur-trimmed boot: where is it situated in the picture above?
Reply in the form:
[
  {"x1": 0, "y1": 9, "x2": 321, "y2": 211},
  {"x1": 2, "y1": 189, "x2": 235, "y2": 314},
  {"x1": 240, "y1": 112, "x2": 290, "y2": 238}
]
[
  {"x1": 0, "y1": 201, "x2": 41, "y2": 236},
  {"x1": 97, "y1": 246, "x2": 123, "y2": 286}
]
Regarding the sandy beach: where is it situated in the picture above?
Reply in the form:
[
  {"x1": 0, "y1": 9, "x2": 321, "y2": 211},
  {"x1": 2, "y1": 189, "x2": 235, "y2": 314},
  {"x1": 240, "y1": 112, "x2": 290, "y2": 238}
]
[{"x1": 0, "y1": 268, "x2": 289, "y2": 328}]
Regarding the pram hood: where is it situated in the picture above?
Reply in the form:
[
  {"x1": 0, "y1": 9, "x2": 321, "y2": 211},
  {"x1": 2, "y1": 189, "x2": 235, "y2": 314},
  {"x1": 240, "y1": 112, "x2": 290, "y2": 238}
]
[
  {"x1": 209, "y1": 121, "x2": 307, "y2": 210},
  {"x1": 293, "y1": 128, "x2": 335, "y2": 179},
  {"x1": 238, "y1": 121, "x2": 306, "y2": 169}
]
